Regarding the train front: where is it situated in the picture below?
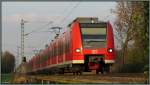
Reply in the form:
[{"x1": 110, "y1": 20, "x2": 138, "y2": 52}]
[{"x1": 71, "y1": 18, "x2": 115, "y2": 73}]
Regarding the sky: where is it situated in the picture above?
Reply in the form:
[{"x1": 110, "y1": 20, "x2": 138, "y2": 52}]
[{"x1": 2, "y1": 1, "x2": 117, "y2": 65}]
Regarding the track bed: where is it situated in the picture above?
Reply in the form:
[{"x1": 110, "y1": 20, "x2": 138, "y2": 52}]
[{"x1": 12, "y1": 73, "x2": 148, "y2": 84}]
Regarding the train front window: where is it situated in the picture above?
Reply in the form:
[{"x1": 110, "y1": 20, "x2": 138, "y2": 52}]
[
  {"x1": 80, "y1": 23, "x2": 106, "y2": 49},
  {"x1": 81, "y1": 28, "x2": 106, "y2": 35}
]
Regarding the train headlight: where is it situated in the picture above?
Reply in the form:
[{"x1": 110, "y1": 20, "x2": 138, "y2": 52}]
[
  {"x1": 108, "y1": 48, "x2": 113, "y2": 53},
  {"x1": 91, "y1": 20, "x2": 94, "y2": 23},
  {"x1": 75, "y1": 48, "x2": 81, "y2": 53}
]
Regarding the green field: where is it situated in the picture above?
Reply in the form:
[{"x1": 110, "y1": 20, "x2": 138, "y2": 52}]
[{"x1": 1, "y1": 74, "x2": 12, "y2": 83}]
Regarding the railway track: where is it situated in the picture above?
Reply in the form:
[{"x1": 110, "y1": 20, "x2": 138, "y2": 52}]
[{"x1": 12, "y1": 73, "x2": 149, "y2": 84}]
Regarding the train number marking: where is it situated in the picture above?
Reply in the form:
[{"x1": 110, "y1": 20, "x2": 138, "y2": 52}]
[{"x1": 92, "y1": 50, "x2": 98, "y2": 54}]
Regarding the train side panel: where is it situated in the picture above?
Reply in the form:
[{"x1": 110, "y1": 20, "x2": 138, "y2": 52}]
[
  {"x1": 71, "y1": 22, "x2": 84, "y2": 64},
  {"x1": 105, "y1": 22, "x2": 115, "y2": 63}
]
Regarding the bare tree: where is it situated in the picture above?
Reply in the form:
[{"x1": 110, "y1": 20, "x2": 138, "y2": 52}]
[{"x1": 113, "y1": 1, "x2": 149, "y2": 72}]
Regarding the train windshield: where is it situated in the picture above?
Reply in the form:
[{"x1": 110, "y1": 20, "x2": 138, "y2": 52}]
[{"x1": 80, "y1": 23, "x2": 106, "y2": 49}]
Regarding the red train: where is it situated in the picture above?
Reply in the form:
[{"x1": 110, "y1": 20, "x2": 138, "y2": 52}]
[{"x1": 27, "y1": 17, "x2": 115, "y2": 74}]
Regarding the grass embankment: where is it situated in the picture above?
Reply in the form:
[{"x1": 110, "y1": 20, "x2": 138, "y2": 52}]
[{"x1": 1, "y1": 74, "x2": 12, "y2": 83}]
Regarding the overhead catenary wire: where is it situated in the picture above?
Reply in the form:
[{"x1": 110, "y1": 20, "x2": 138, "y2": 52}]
[
  {"x1": 36, "y1": 1, "x2": 82, "y2": 50},
  {"x1": 37, "y1": 1, "x2": 81, "y2": 33},
  {"x1": 26, "y1": 31, "x2": 54, "y2": 54},
  {"x1": 25, "y1": 21, "x2": 53, "y2": 36},
  {"x1": 46, "y1": 2, "x2": 73, "y2": 31},
  {"x1": 44, "y1": 1, "x2": 81, "y2": 35},
  {"x1": 24, "y1": 2, "x2": 80, "y2": 41},
  {"x1": 59, "y1": 1, "x2": 81, "y2": 27},
  {"x1": 19, "y1": 20, "x2": 54, "y2": 60},
  {"x1": 23, "y1": 2, "x2": 81, "y2": 57}
]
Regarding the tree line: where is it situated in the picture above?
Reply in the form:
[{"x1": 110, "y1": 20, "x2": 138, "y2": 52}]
[{"x1": 1, "y1": 51, "x2": 15, "y2": 73}]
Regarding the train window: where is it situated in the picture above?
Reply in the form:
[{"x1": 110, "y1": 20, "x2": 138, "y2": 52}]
[
  {"x1": 80, "y1": 23, "x2": 106, "y2": 40},
  {"x1": 80, "y1": 23, "x2": 107, "y2": 48},
  {"x1": 81, "y1": 28, "x2": 106, "y2": 35}
]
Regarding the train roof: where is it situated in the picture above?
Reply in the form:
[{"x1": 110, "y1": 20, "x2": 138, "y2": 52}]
[
  {"x1": 68, "y1": 17, "x2": 106, "y2": 27},
  {"x1": 74, "y1": 17, "x2": 99, "y2": 23}
]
